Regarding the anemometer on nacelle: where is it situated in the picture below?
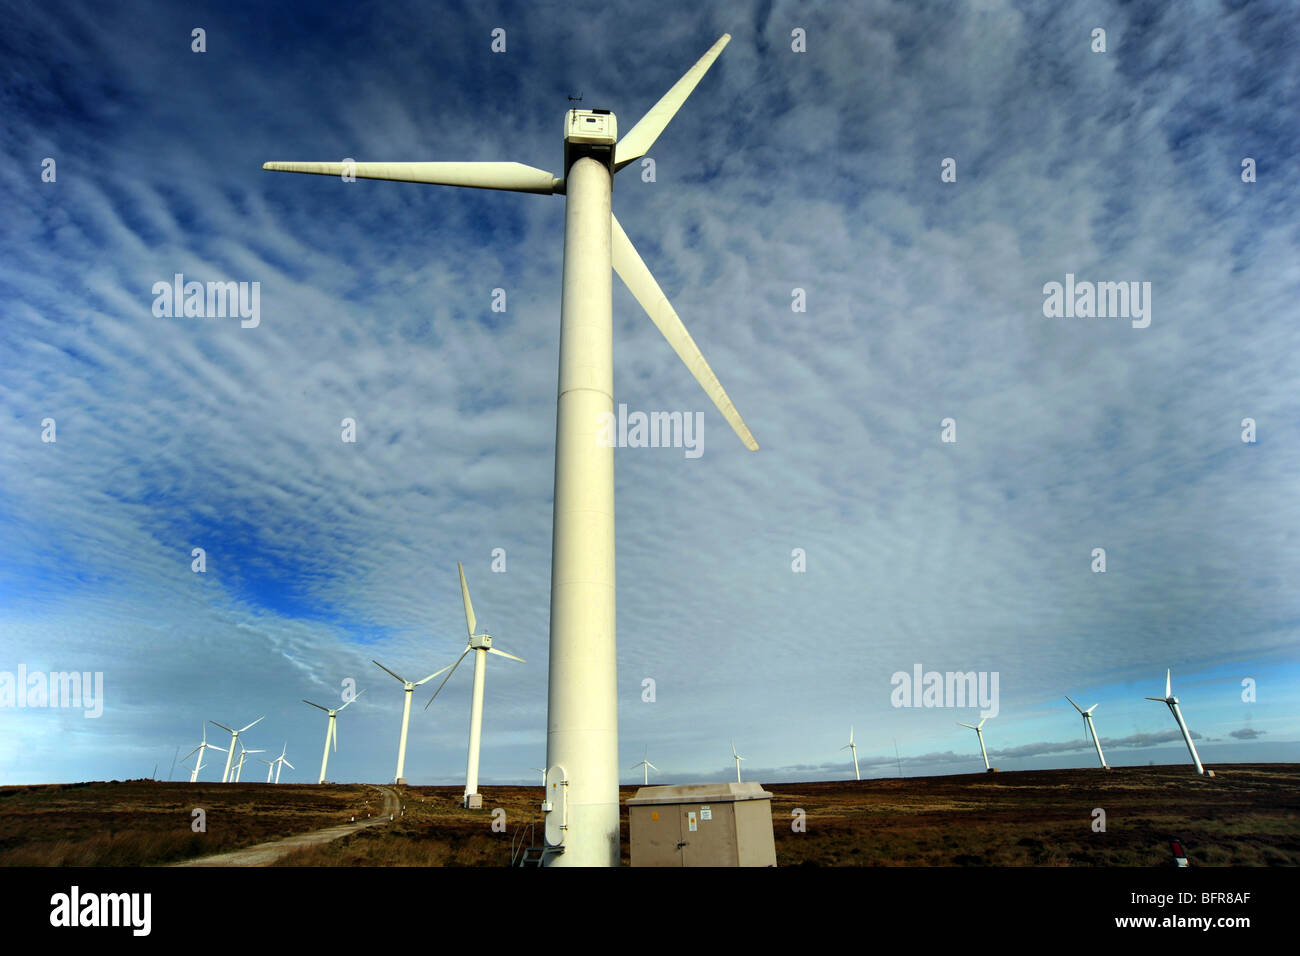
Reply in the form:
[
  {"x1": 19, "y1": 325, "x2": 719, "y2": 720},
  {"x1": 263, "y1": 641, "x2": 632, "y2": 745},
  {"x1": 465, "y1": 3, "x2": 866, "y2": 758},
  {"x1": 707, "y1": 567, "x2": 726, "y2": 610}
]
[{"x1": 564, "y1": 109, "x2": 618, "y2": 174}]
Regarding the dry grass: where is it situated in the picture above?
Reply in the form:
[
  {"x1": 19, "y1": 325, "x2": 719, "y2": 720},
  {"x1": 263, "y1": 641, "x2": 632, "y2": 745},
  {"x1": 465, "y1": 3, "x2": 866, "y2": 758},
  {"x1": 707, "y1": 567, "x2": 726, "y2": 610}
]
[{"x1": 0, "y1": 780, "x2": 381, "y2": 866}]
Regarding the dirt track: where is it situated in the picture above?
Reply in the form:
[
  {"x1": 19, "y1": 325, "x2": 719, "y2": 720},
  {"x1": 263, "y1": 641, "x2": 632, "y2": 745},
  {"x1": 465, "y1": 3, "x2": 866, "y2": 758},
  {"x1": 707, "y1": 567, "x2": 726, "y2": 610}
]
[{"x1": 171, "y1": 785, "x2": 399, "y2": 867}]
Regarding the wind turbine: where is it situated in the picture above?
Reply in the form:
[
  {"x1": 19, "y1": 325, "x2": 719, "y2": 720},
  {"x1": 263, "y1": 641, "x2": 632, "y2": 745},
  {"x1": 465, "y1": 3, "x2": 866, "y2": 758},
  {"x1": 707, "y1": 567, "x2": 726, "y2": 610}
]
[
  {"x1": 210, "y1": 716, "x2": 264, "y2": 783},
  {"x1": 232, "y1": 745, "x2": 264, "y2": 783},
  {"x1": 373, "y1": 659, "x2": 452, "y2": 785},
  {"x1": 182, "y1": 724, "x2": 226, "y2": 783},
  {"x1": 264, "y1": 33, "x2": 755, "y2": 867},
  {"x1": 424, "y1": 563, "x2": 524, "y2": 808},
  {"x1": 957, "y1": 717, "x2": 993, "y2": 772},
  {"x1": 1145, "y1": 669, "x2": 1205, "y2": 774},
  {"x1": 530, "y1": 767, "x2": 547, "y2": 788},
  {"x1": 731, "y1": 740, "x2": 745, "y2": 783},
  {"x1": 1065, "y1": 695, "x2": 1109, "y2": 769},
  {"x1": 269, "y1": 742, "x2": 294, "y2": 784},
  {"x1": 303, "y1": 692, "x2": 364, "y2": 784},
  {"x1": 842, "y1": 725, "x2": 860, "y2": 781},
  {"x1": 630, "y1": 746, "x2": 658, "y2": 786},
  {"x1": 259, "y1": 757, "x2": 276, "y2": 783}
]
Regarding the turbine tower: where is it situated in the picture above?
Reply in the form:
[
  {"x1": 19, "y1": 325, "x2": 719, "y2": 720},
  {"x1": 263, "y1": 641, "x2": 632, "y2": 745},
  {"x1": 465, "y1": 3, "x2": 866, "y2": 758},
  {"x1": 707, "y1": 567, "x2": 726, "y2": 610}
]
[
  {"x1": 232, "y1": 745, "x2": 264, "y2": 783},
  {"x1": 424, "y1": 563, "x2": 524, "y2": 808},
  {"x1": 1065, "y1": 695, "x2": 1109, "y2": 769},
  {"x1": 182, "y1": 724, "x2": 226, "y2": 783},
  {"x1": 304, "y1": 691, "x2": 364, "y2": 784},
  {"x1": 210, "y1": 716, "x2": 264, "y2": 783},
  {"x1": 731, "y1": 740, "x2": 745, "y2": 783},
  {"x1": 631, "y1": 745, "x2": 658, "y2": 786},
  {"x1": 842, "y1": 725, "x2": 860, "y2": 781},
  {"x1": 263, "y1": 34, "x2": 756, "y2": 865},
  {"x1": 373, "y1": 659, "x2": 451, "y2": 784},
  {"x1": 957, "y1": 717, "x2": 993, "y2": 772},
  {"x1": 1145, "y1": 669, "x2": 1205, "y2": 775}
]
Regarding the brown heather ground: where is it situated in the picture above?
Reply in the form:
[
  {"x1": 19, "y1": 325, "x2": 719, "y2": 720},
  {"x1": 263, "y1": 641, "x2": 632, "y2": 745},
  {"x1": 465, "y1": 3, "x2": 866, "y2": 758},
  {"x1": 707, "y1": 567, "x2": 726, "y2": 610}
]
[
  {"x1": 2, "y1": 764, "x2": 1297, "y2": 866},
  {"x1": 0, "y1": 780, "x2": 382, "y2": 865}
]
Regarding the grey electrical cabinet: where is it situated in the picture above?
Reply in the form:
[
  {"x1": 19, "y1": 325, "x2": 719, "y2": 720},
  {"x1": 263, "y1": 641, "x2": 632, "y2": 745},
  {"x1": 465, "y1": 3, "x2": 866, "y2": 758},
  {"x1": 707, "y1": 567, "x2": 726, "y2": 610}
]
[{"x1": 626, "y1": 782, "x2": 777, "y2": 867}]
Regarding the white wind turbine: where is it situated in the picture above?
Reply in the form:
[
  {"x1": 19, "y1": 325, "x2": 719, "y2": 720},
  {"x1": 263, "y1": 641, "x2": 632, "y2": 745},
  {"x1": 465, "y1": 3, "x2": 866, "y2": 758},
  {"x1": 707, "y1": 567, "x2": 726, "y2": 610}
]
[
  {"x1": 182, "y1": 724, "x2": 226, "y2": 783},
  {"x1": 630, "y1": 745, "x2": 658, "y2": 786},
  {"x1": 731, "y1": 740, "x2": 745, "y2": 783},
  {"x1": 210, "y1": 716, "x2": 264, "y2": 783},
  {"x1": 530, "y1": 768, "x2": 547, "y2": 787},
  {"x1": 264, "y1": 34, "x2": 755, "y2": 867},
  {"x1": 373, "y1": 659, "x2": 452, "y2": 785},
  {"x1": 1065, "y1": 695, "x2": 1109, "y2": 769},
  {"x1": 842, "y1": 725, "x2": 860, "y2": 781},
  {"x1": 957, "y1": 717, "x2": 993, "y2": 771},
  {"x1": 303, "y1": 691, "x2": 364, "y2": 784},
  {"x1": 259, "y1": 757, "x2": 276, "y2": 783},
  {"x1": 268, "y1": 742, "x2": 294, "y2": 784},
  {"x1": 424, "y1": 563, "x2": 525, "y2": 808},
  {"x1": 1145, "y1": 669, "x2": 1205, "y2": 775},
  {"x1": 232, "y1": 745, "x2": 264, "y2": 783}
]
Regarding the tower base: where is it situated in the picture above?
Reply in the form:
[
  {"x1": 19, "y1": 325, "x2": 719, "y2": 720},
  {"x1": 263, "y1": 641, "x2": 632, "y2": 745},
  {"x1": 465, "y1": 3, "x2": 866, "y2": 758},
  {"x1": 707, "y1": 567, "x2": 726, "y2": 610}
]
[{"x1": 464, "y1": 793, "x2": 483, "y2": 809}]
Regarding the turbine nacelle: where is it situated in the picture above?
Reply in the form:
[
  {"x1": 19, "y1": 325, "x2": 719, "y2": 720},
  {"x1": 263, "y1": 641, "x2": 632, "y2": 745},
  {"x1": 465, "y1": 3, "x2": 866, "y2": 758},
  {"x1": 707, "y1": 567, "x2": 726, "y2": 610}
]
[{"x1": 564, "y1": 109, "x2": 617, "y2": 173}]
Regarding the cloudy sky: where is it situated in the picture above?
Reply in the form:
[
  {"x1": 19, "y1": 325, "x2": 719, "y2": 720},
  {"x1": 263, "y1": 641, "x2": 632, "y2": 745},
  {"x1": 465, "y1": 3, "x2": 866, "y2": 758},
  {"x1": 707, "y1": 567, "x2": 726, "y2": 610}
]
[{"x1": 1, "y1": 0, "x2": 1297, "y2": 787}]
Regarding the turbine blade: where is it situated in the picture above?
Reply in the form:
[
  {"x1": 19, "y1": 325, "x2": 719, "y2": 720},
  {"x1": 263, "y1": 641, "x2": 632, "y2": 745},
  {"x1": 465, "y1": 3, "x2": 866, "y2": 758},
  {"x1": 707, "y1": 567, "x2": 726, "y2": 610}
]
[
  {"x1": 613, "y1": 34, "x2": 731, "y2": 172},
  {"x1": 977, "y1": 717, "x2": 988, "y2": 729},
  {"x1": 486, "y1": 647, "x2": 526, "y2": 663},
  {"x1": 1065, "y1": 695, "x2": 1084, "y2": 713},
  {"x1": 1144, "y1": 696, "x2": 1166, "y2": 702},
  {"x1": 283, "y1": 759, "x2": 294, "y2": 770},
  {"x1": 240, "y1": 716, "x2": 265, "y2": 733},
  {"x1": 261, "y1": 161, "x2": 560, "y2": 194},
  {"x1": 208, "y1": 744, "x2": 226, "y2": 753},
  {"x1": 424, "y1": 649, "x2": 470, "y2": 710},
  {"x1": 1165, "y1": 669, "x2": 1172, "y2": 699},
  {"x1": 303, "y1": 699, "x2": 329, "y2": 712},
  {"x1": 210, "y1": 721, "x2": 233, "y2": 733},
  {"x1": 183, "y1": 746, "x2": 202, "y2": 760},
  {"x1": 372, "y1": 660, "x2": 407, "y2": 684},
  {"x1": 458, "y1": 562, "x2": 477, "y2": 639},
  {"x1": 957, "y1": 723, "x2": 975, "y2": 729},
  {"x1": 414, "y1": 664, "x2": 453, "y2": 686},
  {"x1": 611, "y1": 214, "x2": 758, "y2": 450},
  {"x1": 646, "y1": 762, "x2": 657, "y2": 771},
  {"x1": 338, "y1": 689, "x2": 364, "y2": 711}
]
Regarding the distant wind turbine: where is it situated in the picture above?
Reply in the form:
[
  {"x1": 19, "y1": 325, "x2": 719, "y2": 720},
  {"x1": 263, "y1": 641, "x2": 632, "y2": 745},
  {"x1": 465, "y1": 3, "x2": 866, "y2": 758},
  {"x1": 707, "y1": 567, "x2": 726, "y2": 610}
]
[
  {"x1": 424, "y1": 563, "x2": 525, "y2": 808},
  {"x1": 731, "y1": 740, "x2": 745, "y2": 783},
  {"x1": 304, "y1": 691, "x2": 364, "y2": 784},
  {"x1": 232, "y1": 745, "x2": 264, "y2": 783},
  {"x1": 841, "y1": 725, "x2": 860, "y2": 781},
  {"x1": 182, "y1": 725, "x2": 226, "y2": 783},
  {"x1": 1065, "y1": 696, "x2": 1109, "y2": 769},
  {"x1": 957, "y1": 717, "x2": 993, "y2": 772},
  {"x1": 268, "y1": 742, "x2": 294, "y2": 784},
  {"x1": 530, "y1": 767, "x2": 547, "y2": 788},
  {"x1": 1145, "y1": 669, "x2": 1205, "y2": 775},
  {"x1": 373, "y1": 659, "x2": 452, "y2": 784},
  {"x1": 631, "y1": 746, "x2": 658, "y2": 786},
  {"x1": 210, "y1": 716, "x2": 264, "y2": 783}
]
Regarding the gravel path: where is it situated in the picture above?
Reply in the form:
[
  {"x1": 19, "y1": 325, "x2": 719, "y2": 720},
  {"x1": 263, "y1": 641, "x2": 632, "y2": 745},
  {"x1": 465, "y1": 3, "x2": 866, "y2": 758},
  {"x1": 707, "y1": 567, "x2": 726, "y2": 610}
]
[{"x1": 171, "y1": 785, "x2": 399, "y2": 867}]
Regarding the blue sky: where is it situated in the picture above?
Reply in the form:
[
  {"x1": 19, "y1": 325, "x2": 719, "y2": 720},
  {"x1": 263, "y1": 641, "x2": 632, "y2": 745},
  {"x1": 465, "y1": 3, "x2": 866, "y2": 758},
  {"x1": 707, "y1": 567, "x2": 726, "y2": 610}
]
[{"x1": 1, "y1": 0, "x2": 1298, "y2": 786}]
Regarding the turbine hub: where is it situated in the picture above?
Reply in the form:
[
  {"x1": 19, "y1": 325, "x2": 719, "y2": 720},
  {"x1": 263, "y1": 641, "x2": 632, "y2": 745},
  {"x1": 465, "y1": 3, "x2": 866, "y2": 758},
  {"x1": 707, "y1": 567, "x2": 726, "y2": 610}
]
[{"x1": 470, "y1": 632, "x2": 493, "y2": 650}]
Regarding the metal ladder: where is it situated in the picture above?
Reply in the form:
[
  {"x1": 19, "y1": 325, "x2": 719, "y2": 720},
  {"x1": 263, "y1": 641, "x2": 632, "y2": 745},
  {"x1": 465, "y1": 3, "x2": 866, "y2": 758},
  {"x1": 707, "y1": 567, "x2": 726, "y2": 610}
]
[{"x1": 510, "y1": 822, "x2": 564, "y2": 866}]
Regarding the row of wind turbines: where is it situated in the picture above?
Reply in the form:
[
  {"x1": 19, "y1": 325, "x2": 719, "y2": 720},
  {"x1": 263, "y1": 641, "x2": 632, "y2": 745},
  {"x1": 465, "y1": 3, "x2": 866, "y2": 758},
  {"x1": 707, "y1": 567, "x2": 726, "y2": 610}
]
[
  {"x1": 176, "y1": 563, "x2": 525, "y2": 804},
  {"x1": 946, "y1": 668, "x2": 1207, "y2": 776}
]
